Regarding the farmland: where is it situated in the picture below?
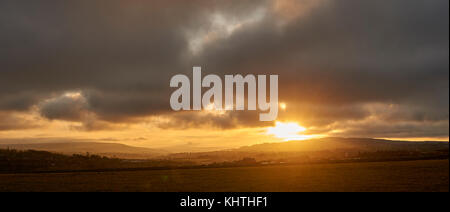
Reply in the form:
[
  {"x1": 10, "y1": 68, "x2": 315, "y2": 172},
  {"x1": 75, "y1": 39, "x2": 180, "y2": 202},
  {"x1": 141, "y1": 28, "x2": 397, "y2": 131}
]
[{"x1": 0, "y1": 159, "x2": 447, "y2": 192}]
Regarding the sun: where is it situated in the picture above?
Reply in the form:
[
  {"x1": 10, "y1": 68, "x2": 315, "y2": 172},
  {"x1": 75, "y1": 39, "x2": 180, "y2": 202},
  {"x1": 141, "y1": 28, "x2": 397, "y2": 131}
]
[
  {"x1": 267, "y1": 121, "x2": 311, "y2": 141},
  {"x1": 279, "y1": 102, "x2": 287, "y2": 110}
]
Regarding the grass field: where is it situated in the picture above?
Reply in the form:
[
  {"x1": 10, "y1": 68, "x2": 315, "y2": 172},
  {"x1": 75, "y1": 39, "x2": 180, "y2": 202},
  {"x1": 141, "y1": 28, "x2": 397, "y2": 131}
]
[{"x1": 0, "y1": 160, "x2": 447, "y2": 192}]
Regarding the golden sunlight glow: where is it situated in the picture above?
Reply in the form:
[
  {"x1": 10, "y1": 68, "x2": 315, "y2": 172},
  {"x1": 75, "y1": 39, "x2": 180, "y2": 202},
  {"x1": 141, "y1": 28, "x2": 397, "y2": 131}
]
[
  {"x1": 273, "y1": 0, "x2": 325, "y2": 23},
  {"x1": 280, "y1": 102, "x2": 287, "y2": 110},
  {"x1": 63, "y1": 91, "x2": 82, "y2": 99},
  {"x1": 267, "y1": 121, "x2": 312, "y2": 141},
  {"x1": 204, "y1": 103, "x2": 227, "y2": 116}
]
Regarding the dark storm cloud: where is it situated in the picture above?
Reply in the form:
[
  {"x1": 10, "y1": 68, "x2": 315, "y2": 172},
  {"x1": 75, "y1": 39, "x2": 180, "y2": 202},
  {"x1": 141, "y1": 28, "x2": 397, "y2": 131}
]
[
  {"x1": 197, "y1": 0, "x2": 448, "y2": 104},
  {"x1": 39, "y1": 93, "x2": 88, "y2": 122},
  {"x1": 0, "y1": 0, "x2": 267, "y2": 119},
  {"x1": 0, "y1": 0, "x2": 191, "y2": 105},
  {"x1": 190, "y1": 0, "x2": 449, "y2": 134},
  {"x1": 0, "y1": 0, "x2": 448, "y2": 138},
  {"x1": 157, "y1": 110, "x2": 271, "y2": 130}
]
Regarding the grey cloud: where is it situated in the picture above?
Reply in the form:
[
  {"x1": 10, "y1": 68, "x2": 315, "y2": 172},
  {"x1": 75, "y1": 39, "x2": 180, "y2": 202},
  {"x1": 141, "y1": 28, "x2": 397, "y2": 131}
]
[
  {"x1": 0, "y1": 0, "x2": 268, "y2": 119},
  {"x1": 191, "y1": 0, "x2": 449, "y2": 136},
  {"x1": 37, "y1": 92, "x2": 121, "y2": 131},
  {"x1": 0, "y1": 0, "x2": 448, "y2": 138},
  {"x1": 157, "y1": 110, "x2": 272, "y2": 130},
  {"x1": 196, "y1": 0, "x2": 448, "y2": 104},
  {"x1": 39, "y1": 93, "x2": 88, "y2": 122}
]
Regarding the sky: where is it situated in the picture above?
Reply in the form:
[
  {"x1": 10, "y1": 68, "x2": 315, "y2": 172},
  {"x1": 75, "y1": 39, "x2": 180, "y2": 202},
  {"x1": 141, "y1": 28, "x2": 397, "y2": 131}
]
[{"x1": 0, "y1": 0, "x2": 448, "y2": 151}]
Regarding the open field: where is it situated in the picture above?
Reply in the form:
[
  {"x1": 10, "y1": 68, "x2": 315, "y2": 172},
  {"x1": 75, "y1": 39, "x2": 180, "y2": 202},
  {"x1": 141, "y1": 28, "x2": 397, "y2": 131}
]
[{"x1": 0, "y1": 160, "x2": 447, "y2": 192}]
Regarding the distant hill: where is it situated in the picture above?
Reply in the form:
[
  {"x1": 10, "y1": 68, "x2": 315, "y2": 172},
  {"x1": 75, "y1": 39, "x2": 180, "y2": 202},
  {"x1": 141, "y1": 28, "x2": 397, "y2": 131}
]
[
  {"x1": 0, "y1": 142, "x2": 169, "y2": 159},
  {"x1": 237, "y1": 137, "x2": 449, "y2": 153},
  {"x1": 164, "y1": 138, "x2": 449, "y2": 164},
  {"x1": 0, "y1": 148, "x2": 195, "y2": 173},
  {"x1": 2, "y1": 138, "x2": 448, "y2": 161}
]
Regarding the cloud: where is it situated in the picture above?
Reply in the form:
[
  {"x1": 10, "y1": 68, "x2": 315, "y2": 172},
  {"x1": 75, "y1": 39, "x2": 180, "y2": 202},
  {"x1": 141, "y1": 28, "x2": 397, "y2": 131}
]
[
  {"x1": 154, "y1": 110, "x2": 272, "y2": 130},
  {"x1": 0, "y1": 0, "x2": 448, "y2": 138},
  {"x1": 0, "y1": 112, "x2": 39, "y2": 131},
  {"x1": 37, "y1": 91, "x2": 119, "y2": 131},
  {"x1": 39, "y1": 92, "x2": 88, "y2": 122}
]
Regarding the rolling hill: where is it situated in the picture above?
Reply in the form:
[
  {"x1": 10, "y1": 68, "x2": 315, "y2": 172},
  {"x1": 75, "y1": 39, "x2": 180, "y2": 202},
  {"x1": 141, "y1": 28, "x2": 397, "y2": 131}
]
[
  {"x1": 164, "y1": 137, "x2": 449, "y2": 164},
  {"x1": 0, "y1": 142, "x2": 169, "y2": 159},
  {"x1": 237, "y1": 137, "x2": 449, "y2": 153},
  {"x1": 1, "y1": 137, "x2": 448, "y2": 161}
]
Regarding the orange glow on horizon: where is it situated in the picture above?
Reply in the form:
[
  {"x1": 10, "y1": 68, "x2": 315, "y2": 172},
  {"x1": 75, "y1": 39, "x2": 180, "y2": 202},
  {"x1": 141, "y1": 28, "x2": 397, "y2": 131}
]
[{"x1": 267, "y1": 121, "x2": 314, "y2": 141}]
